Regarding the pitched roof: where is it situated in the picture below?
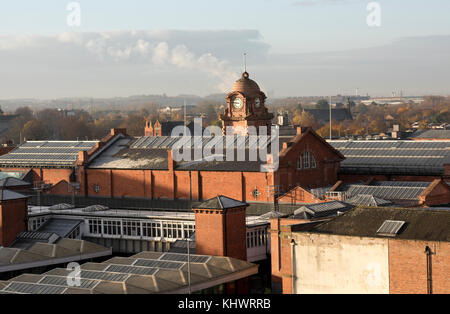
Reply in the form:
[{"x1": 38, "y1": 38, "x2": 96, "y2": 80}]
[
  {"x1": 346, "y1": 194, "x2": 392, "y2": 207},
  {"x1": 0, "y1": 189, "x2": 29, "y2": 201},
  {"x1": 279, "y1": 127, "x2": 345, "y2": 161},
  {"x1": 88, "y1": 135, "x2": 278, "y2": 172},
  {"x1": 343, "y1": 184, "x2": 425, "y2": 201},
  {"x1": 293, "y1": 201, "x2": 353, "y2": 219},
  {"x1": 0, "y1": 141, "x2": 98, "y2": 168},
  {"x1": 331, "y1": 140, "x2": 450, "y2": 176},
  {"x1": 292, "y1": 207, "x2": 450, "y2": 242},
  {"x1": 0, "y1": 177, "x2": 31, "y2": 188},
  {"x1": 0, "y1": 252, "x2": 257, "y2": 294},
  {"x1": 196, "y1": 195, "x2": 248, "y2": 210}
]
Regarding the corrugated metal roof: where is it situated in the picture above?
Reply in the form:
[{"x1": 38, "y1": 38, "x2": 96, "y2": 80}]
[
  {"x1": 331, "y1": 140, "x2": 450, "y2": 176},
  {"x1": 0, "y1": 141, "x2": 97, "y2": 167},
  {"x1": 293, "y1": 201, "x2": 353, "y2": 218},
  {"x1": 345, "y1": 185, "x2": 425, "y2": 200},
  {"x1": 346, "y1": 194, "x2": 392, "y2": 207}
]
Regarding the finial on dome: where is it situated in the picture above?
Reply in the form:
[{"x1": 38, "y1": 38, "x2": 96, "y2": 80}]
[{"x1": 242, "y1": 72, "x2": 249, "y2": 79}]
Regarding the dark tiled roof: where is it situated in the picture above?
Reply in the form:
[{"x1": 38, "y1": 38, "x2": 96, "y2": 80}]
[
  {"x1": 0, "y1": 189, "x2": 29, "y2": 201},
  {"x1": 196, "y1": 195, "x2": 248, "y2": 210},
  {"x1": 89, "y1": 136, "x2": 276, "y2": 172},
  {"x1": 37, "y1": 219, "x2": 83, "y2": 238},
  {"x1": 0, "y1": 177, "x2": 31, "y2": 188},
  {"x1": 292, "y1": 201, "x2": 353, "y2": 219},
  {"x1": 293, "y1": 207, "x2": 450, "y2": 242}
]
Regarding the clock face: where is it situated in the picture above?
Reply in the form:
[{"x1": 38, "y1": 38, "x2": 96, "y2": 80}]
[
  {"x1": 255, "y1": 98, "x2": 261, "y2": 108},
  {"x1": 233, "y1": 98, "x2": 243, "y2": 109}
]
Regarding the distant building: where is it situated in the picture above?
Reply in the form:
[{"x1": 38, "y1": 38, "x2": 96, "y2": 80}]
[
  {"x1": 303, "y1": 108, "x2": 353, "y2": 124},
  {"x1": 145, "y1": 120, "x2": 196, "y2": 136}
]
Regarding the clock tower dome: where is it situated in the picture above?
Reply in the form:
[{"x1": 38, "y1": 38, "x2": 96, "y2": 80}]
[{"x1": 220, "y1": 72, "x2": 274, "y2": 136}]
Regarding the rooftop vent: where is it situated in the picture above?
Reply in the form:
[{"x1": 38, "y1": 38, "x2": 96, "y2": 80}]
[{"x1": 376, "y1": 220, "x2": 405, "y2": 237}]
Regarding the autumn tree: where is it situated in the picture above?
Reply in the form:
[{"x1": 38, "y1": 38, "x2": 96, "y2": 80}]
[
  {"x1": 23, "y1": 119, "x2": 49, "y2": 140},
  {"x1": 292, "y1": 111, "x2": 319, "y2": 129}
]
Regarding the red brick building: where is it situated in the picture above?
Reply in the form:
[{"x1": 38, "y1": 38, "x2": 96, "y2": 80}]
[
  {"x1": 271, "y1": 207, "x2": 450, "y2": 294},
  {"x1": 0, "y1": 72, "x2": 344, "y2": 204}
]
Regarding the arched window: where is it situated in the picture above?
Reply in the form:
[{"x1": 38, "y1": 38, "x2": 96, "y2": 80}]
[
  {"x1": 303, "y1": 152, "x2": 310, "y2": 169},
  {"x1": 302, "y1": 151, "x2": 317, "y2": 169}
]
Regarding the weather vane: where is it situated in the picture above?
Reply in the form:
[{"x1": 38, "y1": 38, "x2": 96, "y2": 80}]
[{"x1": 243, "y1": 52, "x2": 247, "y2": 73}]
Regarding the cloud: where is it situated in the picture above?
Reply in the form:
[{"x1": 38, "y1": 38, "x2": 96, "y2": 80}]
[
  {"x1": 0, "y1": 31, "x2": 448, "y2": 98},
  {"x1": 0, "y1": 30, "x2": 270, "y2": 98}
]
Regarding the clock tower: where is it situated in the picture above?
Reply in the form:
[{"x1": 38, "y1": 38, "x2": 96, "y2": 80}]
[{"x1": 220, "y1": 72, "x2": 274, "y2": 136}]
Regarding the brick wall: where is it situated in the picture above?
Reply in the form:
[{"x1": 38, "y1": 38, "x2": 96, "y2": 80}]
[
  {"x1": 389, "y1": 239, "x2": 450, "y2": 294},
  {"x1": 276, "y1": 130, "x2": 342, "y2": 190},
  {"x1": 269, "y1": 218, "x2": 311, "y2": 294},
  {"x1": 195, "y1": 206, "x2": 247, "y2": 261},
  {"x1": 0, "y1": 198, "x2": 28, "y2": 247}
]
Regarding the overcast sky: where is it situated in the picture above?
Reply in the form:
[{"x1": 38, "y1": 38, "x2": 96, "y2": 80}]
[{"x1": 0, "y1": 0, "x2": 449, "y2": 99}]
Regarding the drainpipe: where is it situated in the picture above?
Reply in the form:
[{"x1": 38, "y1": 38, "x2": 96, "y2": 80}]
[
  {"x1": 290, "y1": 238, "x2": 296, "y2": 294},
  {"x1": 425, "y1": 246, "x2": 434, "y2": 294}
]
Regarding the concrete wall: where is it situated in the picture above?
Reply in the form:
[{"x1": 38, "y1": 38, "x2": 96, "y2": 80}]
[{"x1": 292, "y1": 233, "x2": 390, "y2": 294}]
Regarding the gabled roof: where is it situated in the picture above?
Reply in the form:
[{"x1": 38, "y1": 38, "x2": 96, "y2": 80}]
[
  {"x1": 346, "y1": 194, "x2": 392, "y2": 207},
  {"x1": 279, "y1": 127, "x2": 345, "y2": 161},
  {"x1": 195, "y1": 195, "x2": 248, "y2": 210}
]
